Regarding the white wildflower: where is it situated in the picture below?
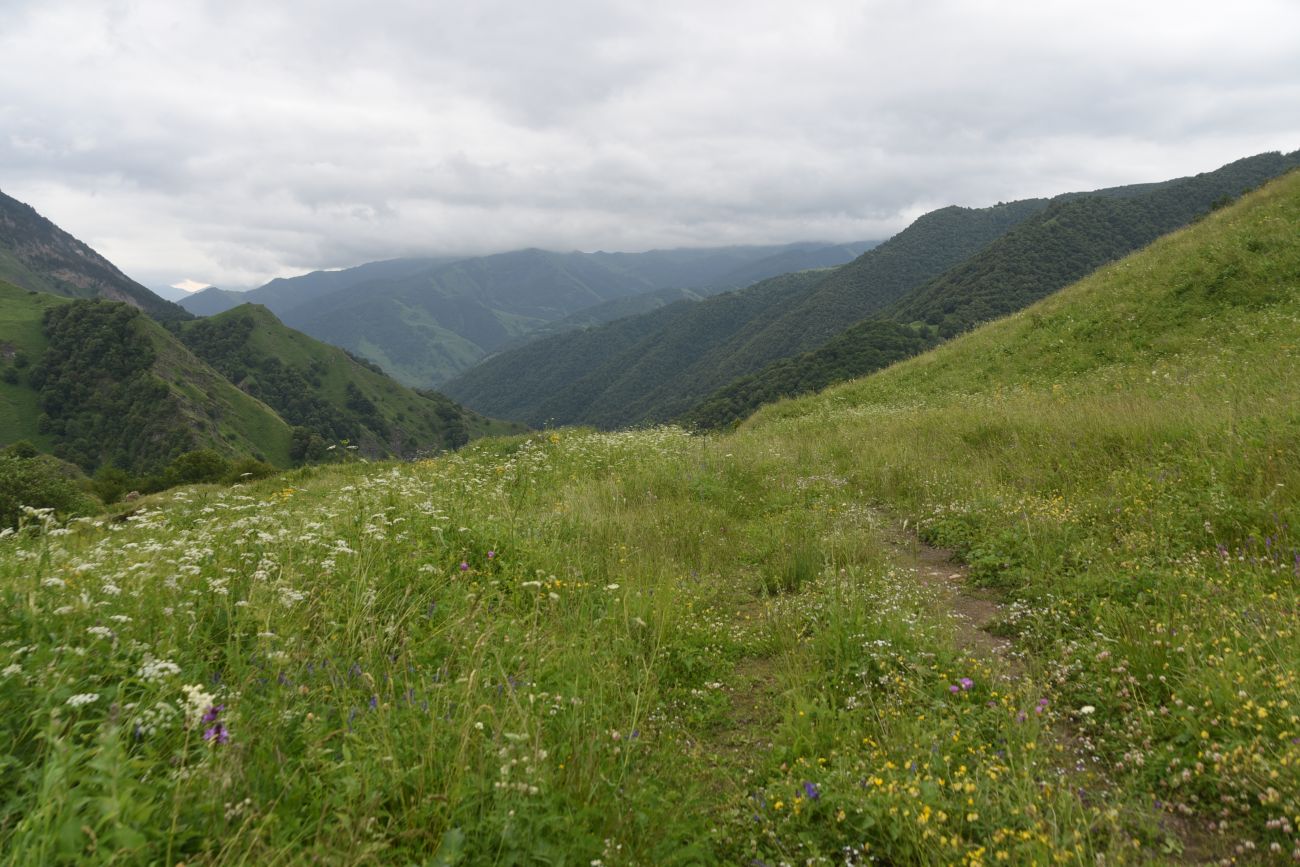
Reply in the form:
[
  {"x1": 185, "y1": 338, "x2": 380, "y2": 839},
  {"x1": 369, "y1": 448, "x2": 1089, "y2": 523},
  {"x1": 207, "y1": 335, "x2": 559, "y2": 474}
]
[
  {"x1": 137, "y1": 659, "x2": 181, "y2": 682},
  {"x1": 66, "y1": 693, "x2": 100, "y2": 708},
  {"x1": 181, "y1": 683, "x2": 217, "y2": 727}
]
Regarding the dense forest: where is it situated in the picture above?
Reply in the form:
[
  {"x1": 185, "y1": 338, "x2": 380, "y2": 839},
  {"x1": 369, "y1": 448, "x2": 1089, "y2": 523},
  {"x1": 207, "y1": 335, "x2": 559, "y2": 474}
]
[{"x1": 31, "y1": 301, "x2": 196, "y2": 472}]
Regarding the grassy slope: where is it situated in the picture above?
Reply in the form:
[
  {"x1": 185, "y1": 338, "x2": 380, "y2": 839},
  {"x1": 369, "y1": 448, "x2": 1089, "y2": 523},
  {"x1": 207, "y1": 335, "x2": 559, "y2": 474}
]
[
  {"x1": 186, "y1": 304, "x2": 522, "y2": 454},
  {"x1": 136, "y1": 317, "x2": 294, "y2": 467},
  {"x1": 444, "y1": 201, "x2": 1047, "y2": 427},
  {"x1": 688, "y1": 150, "x2": 1300, "y2": 429},
  {"x1": 0, "y1": 284, "x2": 292, "y2": 467},
  {"x1": 0, "y1": 175, "x2": 1296, "y2": 865},
  {"x1": 0, "y1": 282, "x2": 63, "y2": 448}
]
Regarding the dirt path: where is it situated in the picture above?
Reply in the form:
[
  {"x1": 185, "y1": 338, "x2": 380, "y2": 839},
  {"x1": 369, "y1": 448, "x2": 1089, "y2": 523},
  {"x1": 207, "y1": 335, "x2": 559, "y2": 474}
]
[
  {"x1": 889, "y1": 532, "x2": 1021, "y2": 668},
  {"x1": 886, "y1": 525, "x2": 1223, "y2": 864}
]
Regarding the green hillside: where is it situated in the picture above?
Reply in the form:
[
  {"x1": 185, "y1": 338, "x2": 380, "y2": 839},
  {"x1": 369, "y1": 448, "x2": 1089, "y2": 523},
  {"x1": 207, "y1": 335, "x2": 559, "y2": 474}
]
[
  {"x1": 441, "y1": 197, "x2": 1045, "y2": 428},
  {"x1": 18, "y1": 295, "x2": 292, "y2": 472},
  {"x1": 447, "y1": 268, "x2": 832, "y2": 426},
  {"x1": 448, "y1": 152, "x2": 1298, "y2": 432},
  {"x1": 686, "y1": 151, "x2": 1300, "y2": 428},
  {"x1": 0, "y1": 283, "x2": 63, "y2": 448},
  {"x1": 3, "y1": 170, "x2": 1295, "y2": 864},
  {"x1": 0, "y1": 190, "x2": 190, "y2": 322},
  {"x1": 176, "y1": 305, "x2": 521, "y2": 460}
]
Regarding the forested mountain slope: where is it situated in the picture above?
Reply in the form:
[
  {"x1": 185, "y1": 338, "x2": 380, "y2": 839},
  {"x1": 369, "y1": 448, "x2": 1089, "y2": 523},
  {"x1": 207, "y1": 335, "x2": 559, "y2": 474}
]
[
  {"x1": 686, "y1": 150, "x2": 1300, "y2": 428},
  {"x1": 176, "y1": 305, "x2": 520, "y2": 462},
  {"x1": 0, "y1": 190, "x2": 190, "y2": 321}
]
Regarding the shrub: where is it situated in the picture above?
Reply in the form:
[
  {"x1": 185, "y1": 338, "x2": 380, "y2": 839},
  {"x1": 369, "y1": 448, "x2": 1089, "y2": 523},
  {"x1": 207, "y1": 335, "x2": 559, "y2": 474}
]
[{"x1": 0, "y1": 453, "x2": 95, "y2": 529}]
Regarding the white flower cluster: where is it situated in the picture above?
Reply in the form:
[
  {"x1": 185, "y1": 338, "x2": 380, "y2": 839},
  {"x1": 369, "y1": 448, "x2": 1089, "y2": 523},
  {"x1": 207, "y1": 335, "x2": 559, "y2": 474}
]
[
  {"x1": 66, "y1": 693, "x2": 100, "y2": 708},
  {"x1": 129, "y1": 699, "x2": 180, "y2": 737},
  {"x1": 137, "y1": 659, "x2": 181, "y2": 682},
  {"x1": 181, "y1": 683, "x2": 216, "y2": 727}
]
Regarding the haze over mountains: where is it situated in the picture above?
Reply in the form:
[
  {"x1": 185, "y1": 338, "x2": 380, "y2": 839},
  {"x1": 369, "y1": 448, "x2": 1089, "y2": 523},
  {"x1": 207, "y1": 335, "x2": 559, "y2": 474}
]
[
  {"x1": 178, "y1": 241, "x2": 873, "y2": 386},
  {"x1": 3, "y1": 149, "x2": 1297, "y2": 487},
  {"x1": 445, "y1": 151, "x2": 1300, "y2": 429}
]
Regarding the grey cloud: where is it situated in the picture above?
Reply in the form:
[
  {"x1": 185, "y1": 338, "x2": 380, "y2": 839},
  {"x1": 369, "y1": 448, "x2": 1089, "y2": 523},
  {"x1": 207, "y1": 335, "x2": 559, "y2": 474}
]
[{"x1": 1, "y1": 0, "x2": 1298, "y2": 289}]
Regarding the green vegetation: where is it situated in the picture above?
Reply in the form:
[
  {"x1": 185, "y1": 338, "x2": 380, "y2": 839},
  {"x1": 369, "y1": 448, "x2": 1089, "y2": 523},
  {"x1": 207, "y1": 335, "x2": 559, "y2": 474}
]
[
  {"x1": 447, "y1": 268, "x2": 833, "y2": 427},
  {"x1": 685, "y1": 151, "x2": 1300, "y2": 429},
  {"x1": 0, "y1": 190, "x2": 189, "y2": 322},
  {"x1": 32, "y1": 301, "x2": 192, "y2": 473},
  {"x1": 24, "y1": 299, "x2": 293, "y2": 475},
  {"x1": 683, "y1": 319, "x2": 939, "y2": 429},
  {"x1": 0, "y1": 447, "x2": 95, "y2": 529},
  {"x1": 444, "y1": 200, "x2": 1049, "y2": 428},
  {"x1": 0, "y1": 283, "x2": 62, "y2": 448},
  {"x1": 2, "y1": 166, "x2": 1296, "y2": 863},
  {"x1": 175, "y1": 305, "x2": 507, "y2": 460}
]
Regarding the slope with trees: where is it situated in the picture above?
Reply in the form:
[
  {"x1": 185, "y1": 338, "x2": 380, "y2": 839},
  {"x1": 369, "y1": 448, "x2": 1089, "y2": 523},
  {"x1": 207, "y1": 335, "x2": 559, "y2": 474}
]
[
  {"x1": 0, "y1": 189, "x2": 190, "y2": 321},
  {"x1": 686, "y1": 150, "x2": 1300, "y2": 428}
]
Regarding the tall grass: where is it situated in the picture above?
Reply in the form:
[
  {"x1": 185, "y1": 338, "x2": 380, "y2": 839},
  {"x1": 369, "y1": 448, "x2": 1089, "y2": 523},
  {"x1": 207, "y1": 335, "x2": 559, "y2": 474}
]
[{"x1": 1, "y1": 172, "x2": 1298, "y2": 864}]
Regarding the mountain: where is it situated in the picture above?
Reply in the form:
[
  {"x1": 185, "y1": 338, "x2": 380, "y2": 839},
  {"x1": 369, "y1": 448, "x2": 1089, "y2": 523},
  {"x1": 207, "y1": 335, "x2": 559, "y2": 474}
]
[
  {"x1": 6, "y1": 171, "x2": 1296, "y2": 863},
  {"x1": 0, "y1": 283, "x2": 517, "y2": 478},
  {"x1": 1, "y1": 282, "x2": 293, "y2": 472},
  {"x1": 175, "y1": 304, "x2": 520, "y2": 461},
  {"x1": 176, "y1": 286, "x2": 251, "y2": 316},
  {"x1": 178, "y1": 243, "x2": 873, "y2": 386},
  {"x1": 686, "y1": 149, "x2": 1300, "y2": 428},
  {"x1": 178, "y1": 257, "x2": 451, "y2": 318},
  {"x1": 446, "y1": 151, "x2": 1299, "y2": 431},
  {"x1": 445, "y1": 268, "x2": 833, "y2": 426},
  {"x1": 440, "y1": 200, "x2": 1053, "y2": 427},
  {"x1": 0, "y1": 189, "x2": 190, "y2": 322}
]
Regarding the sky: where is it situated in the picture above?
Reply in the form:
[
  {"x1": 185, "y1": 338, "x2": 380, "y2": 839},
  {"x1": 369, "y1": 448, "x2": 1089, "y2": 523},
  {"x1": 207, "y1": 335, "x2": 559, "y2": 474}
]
[{"x1": 3, "y1": 0, "x2": 1299, "y2": 294}]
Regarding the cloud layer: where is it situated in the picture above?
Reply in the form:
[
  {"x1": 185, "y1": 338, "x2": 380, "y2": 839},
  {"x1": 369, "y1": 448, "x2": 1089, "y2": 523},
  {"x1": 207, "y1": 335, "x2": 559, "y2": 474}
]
[{"x1": 3, "y1": 0, "x2": 1298, "y2": 289}]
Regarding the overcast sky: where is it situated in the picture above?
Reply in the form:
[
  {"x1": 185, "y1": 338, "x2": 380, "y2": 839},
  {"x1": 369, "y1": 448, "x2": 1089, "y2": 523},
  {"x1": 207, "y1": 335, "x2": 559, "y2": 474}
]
[{"x1": 3, "y1": 0, "x2": 1298, "y2": 293}]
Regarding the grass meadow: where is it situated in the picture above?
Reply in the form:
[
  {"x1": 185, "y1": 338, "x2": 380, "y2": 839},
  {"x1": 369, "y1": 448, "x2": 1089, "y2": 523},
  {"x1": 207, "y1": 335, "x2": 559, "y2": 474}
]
[{"x1": 2, "y1": 173, "x2": 1298, "y2": 864}]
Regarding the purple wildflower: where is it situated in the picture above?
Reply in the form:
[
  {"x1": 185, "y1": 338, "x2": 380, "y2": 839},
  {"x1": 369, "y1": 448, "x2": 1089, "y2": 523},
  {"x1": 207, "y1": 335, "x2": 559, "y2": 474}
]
[
  {"x1": 201, "y1": 704, "x2": 225, "y2": 724},
  {"x1": 802, "y1": 781, "x2": 821, "y2": 800},
  {"x1": 959, "y1": 677, "x2": 974, "y2": 691},
  {"x1": 203, "y1": 722, "x2": 230, "y2": 744},
  {"x1": 459, "y1": 561, "x2": 469, "y2": 572},
  {"x1": 949, "y1": 684, "x2": 960, "y2": 694},
  {"x1": 487, "y1": 550, "x2": 496, "y2": 560}
]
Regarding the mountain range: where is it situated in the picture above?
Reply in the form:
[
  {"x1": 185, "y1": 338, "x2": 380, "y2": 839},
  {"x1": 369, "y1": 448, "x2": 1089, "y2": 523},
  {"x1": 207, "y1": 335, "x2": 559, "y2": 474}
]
[
  {"x1": 0, "y1": 199, "x2": 520, "y2": 482},
  {"x1": 444, "y1": 150, "x2": 1300, "y2": 430},
  {"x1": 179, "y1": 241, "x2": 873, "y2": 385}
]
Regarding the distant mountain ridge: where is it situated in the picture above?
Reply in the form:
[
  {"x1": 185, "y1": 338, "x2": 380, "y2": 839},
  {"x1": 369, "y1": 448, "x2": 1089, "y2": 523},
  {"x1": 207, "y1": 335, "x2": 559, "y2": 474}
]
[
  {"x1": 179, "y1": 242, "x2": 874, "y2": 385},
  {"x1": 444, "y1": 151, "x2": 1300, "y2": 430},
  {"x1": 0, "y1": 189, "x2": 190, "y2": 321},
  {"x1": 0, "y1": 202, "x2": 519, "y2": 477},
  {"x1": 685, "y1": 149, "x2": 1300, "y2": 428},
  {"x1": 442, "y1": 201, "x2": 1053, "y2": 427}
]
